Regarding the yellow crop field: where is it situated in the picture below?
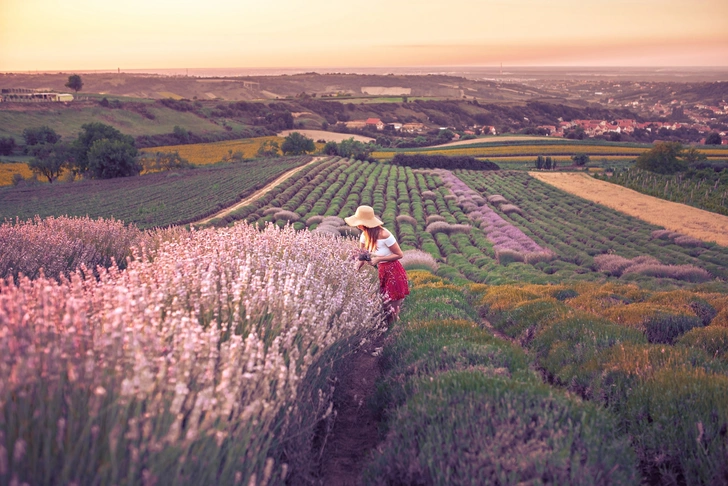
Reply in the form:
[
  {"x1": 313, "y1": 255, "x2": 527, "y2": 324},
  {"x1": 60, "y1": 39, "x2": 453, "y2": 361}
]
[
  {"x1": 373, "y1": 145, "x2": 728, "y2": 160},
  {"x1": 142, "y1": 137, "x2": 324, "y2": 165},
  {"x1": 0, "y1": 163, "x2": 34, "y2": 186}
]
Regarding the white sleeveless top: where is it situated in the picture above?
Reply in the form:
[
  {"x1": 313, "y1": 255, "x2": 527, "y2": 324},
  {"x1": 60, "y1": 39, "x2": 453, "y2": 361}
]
[{"x1": 360, "y1": 231, "x2": 397, "y2": 257}]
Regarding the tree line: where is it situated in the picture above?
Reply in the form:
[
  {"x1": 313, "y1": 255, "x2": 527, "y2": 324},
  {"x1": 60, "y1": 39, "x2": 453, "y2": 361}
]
[
  {"x1": 391, "y1": 154, "x2": 500, "y2": 171},
  {"x1": 19, "y1": 123, "x2": 142, "y2": 183}
]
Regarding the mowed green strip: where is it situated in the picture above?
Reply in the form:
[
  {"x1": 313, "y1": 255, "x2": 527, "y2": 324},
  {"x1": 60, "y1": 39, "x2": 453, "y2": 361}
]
[{"x1": 0, "y1": 157, "x2": 309, "y2": 229}]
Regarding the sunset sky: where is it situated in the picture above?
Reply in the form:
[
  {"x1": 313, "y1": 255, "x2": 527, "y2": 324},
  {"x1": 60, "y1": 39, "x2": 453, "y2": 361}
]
[{"x1": 2, "y1": 0, "x2": 727, "y2": 72}]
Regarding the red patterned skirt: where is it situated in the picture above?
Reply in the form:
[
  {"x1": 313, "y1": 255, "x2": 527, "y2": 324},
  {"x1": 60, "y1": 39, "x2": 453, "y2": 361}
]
[{"x1": 378, "y1": 261, "x2": 410, "y2": 302}]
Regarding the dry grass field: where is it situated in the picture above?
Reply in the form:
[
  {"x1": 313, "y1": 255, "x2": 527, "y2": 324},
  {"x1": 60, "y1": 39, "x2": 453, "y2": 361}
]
[
  {"x1": 531, "y1": 172, "x2": 728, "y2": 246},
  {"x1": 0, "y1": 162, "x2": 34, "y2": 186},
  {"x1": 277, "y1": 130, "x2": 375, "y2": 143}
]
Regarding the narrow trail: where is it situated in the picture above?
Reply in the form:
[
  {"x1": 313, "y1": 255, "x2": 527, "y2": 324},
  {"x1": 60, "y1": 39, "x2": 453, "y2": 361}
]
[
  {"x1": 318, "y1": 336, "x2": 386, "y2": 485},
  {"x1": 192, "y1": 157, "x2": 321, "y2": 226}
]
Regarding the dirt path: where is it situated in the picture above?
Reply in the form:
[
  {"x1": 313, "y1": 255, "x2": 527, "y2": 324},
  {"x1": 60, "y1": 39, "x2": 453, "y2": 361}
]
[
  {"x1": 531, "y1": 172, "x2": 728, "y2": 247},
  {"x1": 318, "y1": 336, "x2": 385, "y2": 485},
  {"x1": 192, "y1": 158, "x2": 321, "y2": 226}
]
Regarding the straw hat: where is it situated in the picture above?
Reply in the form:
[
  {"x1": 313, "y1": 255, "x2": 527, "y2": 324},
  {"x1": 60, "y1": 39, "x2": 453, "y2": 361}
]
[{"x1": 344, "y1": 205, "x2": 383, "y2": 228}]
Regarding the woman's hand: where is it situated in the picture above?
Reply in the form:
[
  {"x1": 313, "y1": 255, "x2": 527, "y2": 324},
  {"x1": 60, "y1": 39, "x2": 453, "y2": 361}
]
[{"x1": 370, "y1": 256, "x2": 382, "y2": 266}]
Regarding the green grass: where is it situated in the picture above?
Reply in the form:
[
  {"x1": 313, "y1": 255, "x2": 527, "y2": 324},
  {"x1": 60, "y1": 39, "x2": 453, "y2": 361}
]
[{"x1": 0, "y1": 104, "x2": 232, "y2": 141}]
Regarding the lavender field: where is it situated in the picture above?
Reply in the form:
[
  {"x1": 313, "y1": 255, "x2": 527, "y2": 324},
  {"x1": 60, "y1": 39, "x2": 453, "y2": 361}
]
[{"x1": 2, "y1": 158, "x2": 728, "y2": 485}]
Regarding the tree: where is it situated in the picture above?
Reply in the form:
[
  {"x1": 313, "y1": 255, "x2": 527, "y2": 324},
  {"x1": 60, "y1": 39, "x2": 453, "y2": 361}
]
[
  {"x1": 322, "y1": 141, "x2": 339, "y2": 156},
  {"x1": 635, "y1": 141, "x2": 687, "y2": 174},
  {"x1": 705, "y1": 133, "x2": 722, "y2": 145},
  {"x1": 65, "y1": 74, "x2": 83, "y2": 93},
  {"x1": 28, "y1": 142, "x2": 72, "y2": 183},
  {"x1": 0, "y1": 137, "x2": 16, "y2": 156},
  {"x1": 87, "y1": 139, "x2": 140, "y2": 179},
  {"x1": 572, "y1": 154, "x2": 590, "y2": 166},
  {"x1": 143, "y1": 151, "x2": 192, "y2": 172},
  {"x1": 683, "y1": 147, "x2": 707, "y2": 165},
  {"x1": 281, "y1": 132, "x2": 315, "y2": 155},
  {"x1": 256, "y1": 140, "x2": 280, "y2": 158},
  {"x1": 172, "y1": 125, "x2": 191, "y2": 143},
  {"x1": 72, "y1": 123, "x2": 136, "y2": 176},
  {"x1": 535, "y1": 155, "x2": 544, "y2": 170},
  {"x1": 22, "y1": 126, "x2": 60, "y2": 147}
]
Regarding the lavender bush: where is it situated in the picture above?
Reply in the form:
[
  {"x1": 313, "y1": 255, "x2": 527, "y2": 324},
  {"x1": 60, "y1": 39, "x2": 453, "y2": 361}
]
[
  {"x1": 0, "y1": 216, "x2": 182, "y2": 281},
  {"x1": 0, "y1": 223, "x2": 383, "y2": 485},
  {"x1": 400, "y1": 249, "x2": 439, "y2": 273},
  {"x1": 434, "y1": 170, "x2": 554, "y2": 263},
  {"x1": 594, "y1": 254, "x2": 712, "y2": 282},
  {"x1": 273, "y1": 210, "x2": 301, "y2": 222}
]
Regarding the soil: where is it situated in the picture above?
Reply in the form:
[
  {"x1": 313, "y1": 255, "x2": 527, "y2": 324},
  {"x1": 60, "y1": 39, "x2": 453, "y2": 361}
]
[
  {"x1": 317, "y1": 335, "x2": 386, "y2": 485},
  {"x1": 192, "y1": 158, "x2": 320, "y2": 226},
  {"x1": 531, "y1": 172, "x2": 728, "y2": 247}
]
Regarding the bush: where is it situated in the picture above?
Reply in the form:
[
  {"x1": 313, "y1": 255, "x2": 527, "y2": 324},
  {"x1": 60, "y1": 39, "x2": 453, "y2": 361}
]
[
  {"x1": 425, "y1": 214, "x2": 446, "y2": 225},
  {"x1": 500, "y1": 204, "x2": 523, "y2": 216},
  {"x1": 391, "y1": 153, "x2": 500, "y2": 171},
  {"x1": 643, "y1": 312, "x2": 704, "y2": 344},
  {"x1": 273, "y1": 210, "x2": 300, "y2": 223},
  {"x1": 306, "y1": 215, "x2": 324, "y2": 225},
  {"x1": 676, "y1": 326, "x2": 728, "y2": 359},
  {"x1": 495, "y1": 248, "x2": 524, "y2": 265},
  {"x1": 364, "y1": 371, "x2": 639, "y2": 485},
  {"x1": 487, "y1": 194, "x2": 508, "y2": 205},
  {"x1": 622, "y1": 369, "x2": 728, "y2": 485},
  {"x1": 395, "y1": 214, "x2": 417, "y2": 226},
  {"x1": 400, "y1": 250, "x2": 439, "y2": 273},
  {"x1": 262, "y1": 207, "x2": 283, "y2": 216},
  {"x1": 530, "y1": 316, "x2": 647, "y2": 392},
  {"x1": 421, "y1": 190, "x2": 437, "y2": 201}
]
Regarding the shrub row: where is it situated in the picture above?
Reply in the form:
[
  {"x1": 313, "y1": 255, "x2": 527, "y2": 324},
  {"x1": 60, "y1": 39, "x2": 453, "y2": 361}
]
[
  {"x1": 391, "y1": 153, "x2": 500, "y2": 171},
  {"x1": 470, "y1": 282, "x2": 728, "y2": 484},
  {"x1": 362, "y1": 271, "x2": 640, "y2": 484}
]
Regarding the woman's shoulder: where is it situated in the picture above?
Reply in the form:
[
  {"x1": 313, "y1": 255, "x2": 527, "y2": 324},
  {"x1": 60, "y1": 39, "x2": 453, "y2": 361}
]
[{"x1": 380, "y1": 228, "x2": 392, "y2": 239}]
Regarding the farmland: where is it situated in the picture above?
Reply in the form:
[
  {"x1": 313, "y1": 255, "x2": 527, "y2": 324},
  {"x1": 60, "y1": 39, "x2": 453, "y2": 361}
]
[
  {"x1": 220, "y1": 158, "x2": 728, "y2": 285},
  {"x1": 532, "y1": 172, "x2": 728, "y2": 246},
  {"x1": 140, "y1": 136, "x2": 326, "y2": 165},
  {"x1": 0, "y1": 156, "x2": 311, "y2": 228},
  {"x1": 2, "y1": 154, "x2": 728, "y2": 484},
  {"x1": 373, "y1": 139, "x2": 728, "y2": 161},
  {"x1": 596, "y1": 166, "x2": 728, "y2": 216}
]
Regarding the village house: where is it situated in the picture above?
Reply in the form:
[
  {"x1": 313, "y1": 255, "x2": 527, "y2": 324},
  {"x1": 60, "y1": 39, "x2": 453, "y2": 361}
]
[
  {"x1": 1, "y1": 88, "x2": 73, "y2": 103},
  {"x1": 402, "y1": 122, "x2": 426, "y2": 133},
  {"x1": 365, "y1": 118, "x2": 385, "y2": 130},
  {"x1": 344, "y1": 120, "x2": 367, "y2": 129}
]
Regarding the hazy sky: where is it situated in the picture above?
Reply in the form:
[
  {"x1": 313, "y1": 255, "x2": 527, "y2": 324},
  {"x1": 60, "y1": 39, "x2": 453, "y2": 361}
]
[{"x1": 2, "y1": 0, "x2": 727, "y2": 71}]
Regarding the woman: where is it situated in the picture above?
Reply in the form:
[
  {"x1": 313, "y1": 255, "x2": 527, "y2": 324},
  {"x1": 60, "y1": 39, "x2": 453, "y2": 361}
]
[{"x1": 345, "y1": 205, "x2": 409, "y2": 322}]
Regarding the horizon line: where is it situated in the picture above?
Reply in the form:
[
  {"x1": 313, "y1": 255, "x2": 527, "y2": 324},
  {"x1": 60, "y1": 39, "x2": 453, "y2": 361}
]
[{"x1": 4, "y1": 65, "x2": 728, "y2": 75}]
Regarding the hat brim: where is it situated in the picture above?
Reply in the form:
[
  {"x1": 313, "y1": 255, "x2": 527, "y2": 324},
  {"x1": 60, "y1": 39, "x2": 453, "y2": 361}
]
[{"x1": 344, "y1": 215, "x2": 383, "y2": 228}]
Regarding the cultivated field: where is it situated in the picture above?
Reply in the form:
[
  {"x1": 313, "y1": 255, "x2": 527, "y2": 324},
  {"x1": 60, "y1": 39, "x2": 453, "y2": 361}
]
[
  {"x1": 3, "y1": 155, "x2": 728, "y2": 485},
  {"x1": 433, "y1": 135, "x2": 568, "y2": 147},
  {"x1": 0, "y1": 156, "x2": 311, "y2": 228},
  {"x1": 532, "y1": 172, "x2": 728, "y2": 246},
  {"x1": 139, "y1": 136, "x2": 303, "y2": 165},
  {"x1": 277, "y1": 129, "x2": 375, "y2": 143},
  {"x1": 374, "y1": 141, "x2": 728, "y2": 160}
]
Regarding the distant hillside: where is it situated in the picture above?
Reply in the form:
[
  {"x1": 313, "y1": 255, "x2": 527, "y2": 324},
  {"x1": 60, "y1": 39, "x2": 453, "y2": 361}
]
[{"x1": 0, "y1": 72, "x2": 549, "y2": 102}]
